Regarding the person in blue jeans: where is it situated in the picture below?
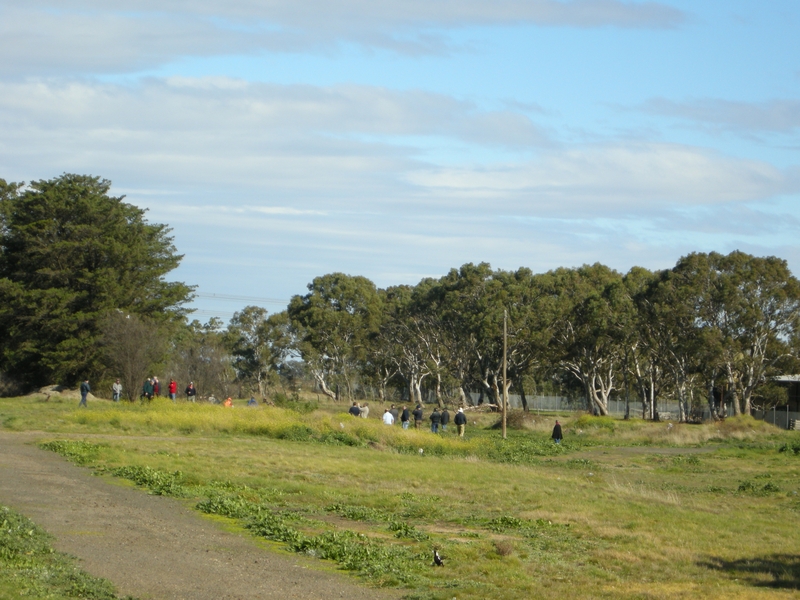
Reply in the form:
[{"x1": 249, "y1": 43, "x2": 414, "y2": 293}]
[
  {"x1": 400, "y1": 406, "x2": 410, "y2": 429},
  {"x1": 430, "y1": 408, "x2": 441, "y2": 433},
  {"x1": 112, "y1": 379, "x2": 122, "y2": 402},
  {"x1": 79, "y1": 379, "x2": 90, "y2": 407}
]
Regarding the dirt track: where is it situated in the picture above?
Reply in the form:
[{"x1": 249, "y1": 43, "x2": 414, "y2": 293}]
[{"x1": 0, "y1": 430, "x2": 401, "y2": 600}]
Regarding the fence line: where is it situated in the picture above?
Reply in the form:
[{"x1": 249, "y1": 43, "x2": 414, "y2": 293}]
[{"x1": 466, "y1": 393, "x2": 800, "y2": 429}]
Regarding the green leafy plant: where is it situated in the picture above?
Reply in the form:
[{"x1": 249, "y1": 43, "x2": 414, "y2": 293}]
[
  {"x1": 738, "y1": 480, "x2": 780, "y2": 495},
  {"x1": 778, "y1": 442, "x2": 800, "y2": 455},
  {"x1": 389, "y1": 520, "x2": 430, "y2": 541},
  {"x1": 326, "y1": 504, "x2": 388, "y2": 522},
  {"x1": 0, "y1": 505, "x2": 130, "y2": 599},
  {"x1": 111, "y1": 466, "x2": 186, "y2": 496},
  {"x1": 39, "y1": 440, "x2": 104, "y2": 465}
]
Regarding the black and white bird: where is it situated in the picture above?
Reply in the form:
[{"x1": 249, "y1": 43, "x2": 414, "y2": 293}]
[{"x1": 433, "y1": 549, "x2": 444, "y2": 567}]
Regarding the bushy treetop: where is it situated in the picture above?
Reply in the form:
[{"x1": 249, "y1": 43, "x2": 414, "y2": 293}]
[{"x1": 0, "y1": 174, "x2": 194, "y2": 388}]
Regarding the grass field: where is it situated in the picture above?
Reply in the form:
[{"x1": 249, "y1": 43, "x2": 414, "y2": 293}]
[{"x1": 2, "y1": 393, "x2": 799, "y2": 599}]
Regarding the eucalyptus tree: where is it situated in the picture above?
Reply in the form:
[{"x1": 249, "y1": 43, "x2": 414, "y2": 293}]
[
  {"x1": 405, "y1": 278, "x2": 451, "y2": 405},
  {"x1": 429, "y1": 264, "x2": 552, "y2": 410},
  {"x1": 476, "y1": 268, "x2": 553, "y2": 411},
  {"x1": 634, "y1": 266, "x2": 704, "y2": 421},
  {"x1": 433, "y1": 263, "x2": 498, "y2": 404},
  {"x1": 368, "y1": 284, "x2": 426, "y2": 403},
  {"x1": 0, "y1": 174, "x2": 193, "y2": 388},
  {"x1": 227, "y1": 307, "x2": 292, "y2": 398},
  {"x1": 546, "y1": 264, "x2": 628, "y2": 415},
  {"x1": 619, "y1": 267, "x2": 665, "y2": 419},
  {"x1": 288, "y1": 273, "x2": 381, "y2": 400},
  {"x1": 683, "y1": 251, "x2": 800, "y2": 415}
]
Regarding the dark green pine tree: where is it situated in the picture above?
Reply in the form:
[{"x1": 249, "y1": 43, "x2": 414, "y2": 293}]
[{"x1": 0, "y1": 174, "x2": 194, "y2": 389}]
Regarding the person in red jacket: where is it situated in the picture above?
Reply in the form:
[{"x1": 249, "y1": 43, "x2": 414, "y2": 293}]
[{"x1": 168, "y1": 379, "x2": 178, "y2": 402}]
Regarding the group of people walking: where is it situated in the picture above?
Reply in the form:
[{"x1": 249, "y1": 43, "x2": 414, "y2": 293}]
[
  {"x1": 140, "y1": 377, "x2": 195, "y2": 402},
  {"x1": 78, "y1": 379, "x2": 564, "y2": 444},
  {"x1": 349, "y1": 402, "x2": 469, "y2": 437},
  {"x1": 102, "y1": 378, "x2": 198, "y2": 403}
]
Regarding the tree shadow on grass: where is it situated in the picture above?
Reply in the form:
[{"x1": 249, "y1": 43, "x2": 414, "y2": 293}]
[{"x1": 699, "y1": 554, "x2": 800, "y2": 589}]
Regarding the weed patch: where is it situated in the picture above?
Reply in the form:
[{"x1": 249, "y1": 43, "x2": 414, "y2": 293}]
[
  {"x1": 486, "y1": 436, "x2": 565, "y2": 463},
  {"x1": 389, "y1": 520, "x2": 430, "y2": 541},
  {"x1": 326, "y1": 503, "x2": 389, "y2": 523},
  {"x1": 779, "y1": 442, "x2": 800, "y2": 455},
  {"x1": 200, "y1": 497, "x2": 427, "y2": 587},
  {"x1": 0, "y1": 505, "x2": 131, "y2": 599},
  {"x1": 737, "y1": 480, "x2": 781, "y2": 495},
  {"x1": 110, "y1": 466, "x2": 187, "y2": 496},
  {"x1": 39, "y1": 439, "x2": 104, "y2": 465}
]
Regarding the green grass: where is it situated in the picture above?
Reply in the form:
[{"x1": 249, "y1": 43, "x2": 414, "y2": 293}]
[
  {"x1": 0, "y1": 505, "x2": 133, "y2": 600},
  {"x1": 2, "y1": 394, "x2": 800, "y2": 599}
]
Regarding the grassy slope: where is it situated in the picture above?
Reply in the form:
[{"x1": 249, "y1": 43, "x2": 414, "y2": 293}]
[{"x1": 1, "y1": 394, "x2": 799, "y2": 599}]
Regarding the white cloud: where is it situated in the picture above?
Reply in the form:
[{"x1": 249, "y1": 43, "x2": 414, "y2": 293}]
[
  {"x1": 640, "y1": 97, "x2": 800, "y2": 134},
  {"x1": 0, "y1": 1, "x2": 686, "y2": 74},
  {"x1": 2, "y1": 75, "x2": 798, "y2": 295},
  {"x1": 0, "y1": 77, "x2": 549, "y2": 203},
  {"x1": 407, "y1": 143, "x2": 799, "y2": 213}
]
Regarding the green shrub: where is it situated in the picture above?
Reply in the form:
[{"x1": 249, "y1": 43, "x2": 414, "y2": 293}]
[
  {"x1": 488, "y1": 516, "x2": 524, "y2": 532},
  {"x1": 389, "y1": 520, "x2": 430, "y2": 541},
  {"x1": 111, "y1": 465, "x2": 186, "y2": 496},
  {"x1": 39, "y1": 440, "x2": 104, "y2": 465},
  {"x1": 778, "y1": 442, "x2": 800, "y2": 455},
  {"x1": 738, "y1": 480, "x2": 781, "y2": 495},
  {"x1": 486, "y1": 437, "x2": 564, "y2": 464},
  {"x1": 326, "y1": 504, "x2": 388, "y2": 522},
  {"x1": 277, "y1": 424, "x2": 315, "y2": 441},
  {"x1": 196, "y1": 494, "x2": 258, "y2": 519},
  {"x1": 319, "y1": 430, "x2": 365, "y2": 447},
  {"x1": 271, "y1": 392, "x2": 318, "y2": 414}
]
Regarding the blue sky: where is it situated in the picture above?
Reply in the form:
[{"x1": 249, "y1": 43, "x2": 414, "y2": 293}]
[{"x1": 1, "y1": 1, "x2": 798, "y2": 322}]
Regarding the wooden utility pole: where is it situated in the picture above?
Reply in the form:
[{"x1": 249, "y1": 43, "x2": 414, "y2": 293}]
[{"x1": 502, "y1": 309, "x2": 508, "y2": 440}]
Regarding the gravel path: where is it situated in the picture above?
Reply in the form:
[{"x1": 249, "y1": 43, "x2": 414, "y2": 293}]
[{"x1": 0, "y1": 430, "x2": 401, "y2": 600}]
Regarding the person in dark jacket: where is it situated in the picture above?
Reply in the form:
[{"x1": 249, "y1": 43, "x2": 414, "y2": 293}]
[
  {"x1": 413, "y1": 405, "x2": 423, "y2": 429},
  {"x1": 454, "y1": 408, "x2": 467, "y2": 437},
  {"x1": 552, "y1": 420, "x2": 563, "y2": 444},
  {"x1": 389, "y1": 404, "x2": 399, "y2": 424},
  {"x1": 430, "y1": 408, "x2": 441, "y2": 433},
  {"x1": 79, "y1": 379, "x2": 90, "y2": 407},
  {"x1": 349, "y1": 402, "x2": 361, "y2": 417},
  {"x1": 185, "y1": 382, "x2": 197, "y2": 402},
  {"x1": 141, "y1": 378, "x2": 154, "y2": 403},
  {"x1": 440, "y1": 408, "x2": 450, "y2": 432},
  {"x1": 400, "y1": 405, "x2": 410, "y2": 430}
]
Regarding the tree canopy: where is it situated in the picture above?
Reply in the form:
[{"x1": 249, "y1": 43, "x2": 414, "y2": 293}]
[
  {"x1": 2, "y1": 175, "x2": 797, "y2": 419},
  {"x1": 0, "y1": 174, "x2": 193, "y2": 388}
]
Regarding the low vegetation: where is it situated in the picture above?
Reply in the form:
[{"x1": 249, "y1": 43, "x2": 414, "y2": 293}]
[
  {"x1": 0, "y1": 505, "x2": 132, "y2": 599},
  {"x1": 2, "y1": 394, "x2": 800, "y2": 599}
]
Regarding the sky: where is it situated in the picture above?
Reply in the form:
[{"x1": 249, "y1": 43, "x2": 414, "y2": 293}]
[{"x1": 1, "y1": 1, "x2": 799, "y2": 322}]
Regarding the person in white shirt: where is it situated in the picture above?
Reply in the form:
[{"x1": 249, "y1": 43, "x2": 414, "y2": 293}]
[{"x1": 382, "y1": 409, "x2": 395, "y2": 425}]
